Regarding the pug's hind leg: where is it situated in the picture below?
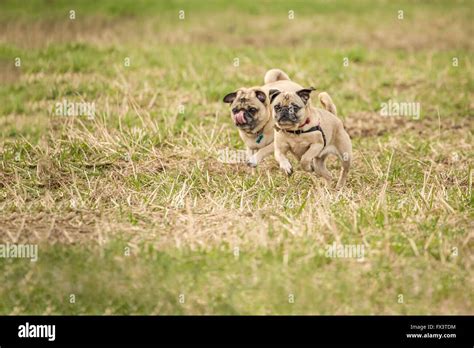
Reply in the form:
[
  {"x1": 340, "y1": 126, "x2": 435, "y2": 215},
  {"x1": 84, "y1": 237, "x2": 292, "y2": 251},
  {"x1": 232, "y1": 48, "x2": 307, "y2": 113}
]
[
  {"x1": 300, "y1": 142, "x2": 324, "y2": 172},
  {"x1": 335, "y1": 130, "x2": 352, "y2": 190},
  {"x1": 312, "y1": 156, "x2": 332, "y2": 182}
]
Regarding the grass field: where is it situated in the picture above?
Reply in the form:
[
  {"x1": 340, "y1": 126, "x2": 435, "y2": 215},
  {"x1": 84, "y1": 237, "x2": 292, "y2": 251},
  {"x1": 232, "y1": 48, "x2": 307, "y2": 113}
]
[{"x1": 0, "y1": 0, "x2": 473, "y2": 314}]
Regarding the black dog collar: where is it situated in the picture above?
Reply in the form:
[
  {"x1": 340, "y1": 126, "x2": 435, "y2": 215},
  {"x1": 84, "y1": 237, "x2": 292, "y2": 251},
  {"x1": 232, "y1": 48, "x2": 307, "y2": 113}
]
[{"x1": 274, "y1": 124, "x2": 327, "y2": 147}]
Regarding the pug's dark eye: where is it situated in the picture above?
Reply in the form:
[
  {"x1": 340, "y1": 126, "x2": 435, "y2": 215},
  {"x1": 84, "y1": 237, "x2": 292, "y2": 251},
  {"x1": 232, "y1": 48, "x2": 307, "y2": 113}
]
[
  {"x1": 249, "y1": 107, "x2": 258, "y2": 113},
  {"x1": 232, "y1": 107, "x2": 239, "y2": 114},
  {"x1": 274, "y1": 104, "x2": 281, "y2": 112}
]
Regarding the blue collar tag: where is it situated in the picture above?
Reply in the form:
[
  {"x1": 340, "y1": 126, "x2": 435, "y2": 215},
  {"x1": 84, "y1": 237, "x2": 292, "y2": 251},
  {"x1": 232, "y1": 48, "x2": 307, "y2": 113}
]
[{"x1": 256, "y1": 133, "x2": 264, "y2": 144}]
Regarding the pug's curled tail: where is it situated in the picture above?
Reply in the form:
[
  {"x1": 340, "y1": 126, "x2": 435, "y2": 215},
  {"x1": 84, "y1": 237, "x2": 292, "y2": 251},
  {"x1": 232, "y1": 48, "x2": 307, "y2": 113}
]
[
  {"x1": 318, "y1": 92, "x2": 337, "y2": 116},
  {"x1": 264, "y1": 69, "x2": 290, "y2": 84}
]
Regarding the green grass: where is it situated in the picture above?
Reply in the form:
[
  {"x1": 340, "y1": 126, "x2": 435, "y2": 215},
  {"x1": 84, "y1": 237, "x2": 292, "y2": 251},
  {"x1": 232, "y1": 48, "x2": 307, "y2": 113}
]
[{"x1": 0, "y1": 0, "x2": 473, "y2": 314}]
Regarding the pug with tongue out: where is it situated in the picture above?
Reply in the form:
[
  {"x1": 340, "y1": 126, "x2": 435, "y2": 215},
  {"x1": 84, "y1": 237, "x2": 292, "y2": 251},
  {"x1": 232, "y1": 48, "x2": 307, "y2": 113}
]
[{"x1": 223, "y1": 87, "x2": 274, "y2": 167}]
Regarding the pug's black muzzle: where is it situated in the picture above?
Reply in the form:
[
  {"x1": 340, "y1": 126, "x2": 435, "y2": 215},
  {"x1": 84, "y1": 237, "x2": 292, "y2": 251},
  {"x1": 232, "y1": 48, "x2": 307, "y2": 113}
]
[{"x1": 276, "y1": 108, "x2": 299, "y2": 123}]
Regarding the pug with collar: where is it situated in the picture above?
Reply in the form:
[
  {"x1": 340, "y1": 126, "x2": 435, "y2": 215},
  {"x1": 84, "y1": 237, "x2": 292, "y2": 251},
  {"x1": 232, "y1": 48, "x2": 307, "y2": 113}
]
[
  {"x1": 270, "y1": 88, "x2": 352, "y2": 189},
  {"x1": 223, "y1": 69, "x2": 328, "y2": 167}
]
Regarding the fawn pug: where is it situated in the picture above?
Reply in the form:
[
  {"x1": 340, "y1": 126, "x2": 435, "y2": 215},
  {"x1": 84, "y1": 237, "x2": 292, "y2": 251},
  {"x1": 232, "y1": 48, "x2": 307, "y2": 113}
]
[
  {"x1": 270, "y1": 88, "x2": 352, "y2": 188},
  {"x1": 223, "y1": 69, "x2": 306, "y2": 167}
]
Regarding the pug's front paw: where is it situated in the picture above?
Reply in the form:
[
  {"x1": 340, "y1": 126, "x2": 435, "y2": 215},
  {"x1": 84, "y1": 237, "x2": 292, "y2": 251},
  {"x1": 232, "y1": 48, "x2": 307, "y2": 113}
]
[
  {"x1": 279, "y1": 161, "x2": 293, "y2": 176},
  {"x1": 247, "y1": 155, "x2": 258, "y2": 168}
]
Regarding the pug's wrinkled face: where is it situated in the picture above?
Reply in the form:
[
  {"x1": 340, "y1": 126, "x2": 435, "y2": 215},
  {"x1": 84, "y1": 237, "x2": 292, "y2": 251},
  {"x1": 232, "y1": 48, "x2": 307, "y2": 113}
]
[
  {"x1": 269, "y1": 88, "x2": 315, "y2": 129},
  {"x1": 223, "y1": 88, "x2": 267, "y2": 131}
]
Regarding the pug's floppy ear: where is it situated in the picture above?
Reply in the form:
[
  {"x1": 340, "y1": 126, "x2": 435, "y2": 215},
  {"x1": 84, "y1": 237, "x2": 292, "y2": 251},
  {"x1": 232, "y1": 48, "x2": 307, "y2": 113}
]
[
  {"x1": 223, "y1": 91, "x2": 238, "y2": 104},
  {"x1": 269, "y1": 89, "x2": 281, "y2": 104},
  {"x1": 255, "y1": 90, "x2": 266, "y2": 104},
  {"x1": 296, "y1": 87, "x2": 316, "y2": 104}
]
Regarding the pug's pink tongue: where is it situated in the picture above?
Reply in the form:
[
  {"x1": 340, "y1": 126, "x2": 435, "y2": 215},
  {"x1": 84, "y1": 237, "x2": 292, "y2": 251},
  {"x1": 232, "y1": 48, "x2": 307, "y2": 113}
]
[{"x1": 235, "y1": 111, "x2": 246, "y2": 124}]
